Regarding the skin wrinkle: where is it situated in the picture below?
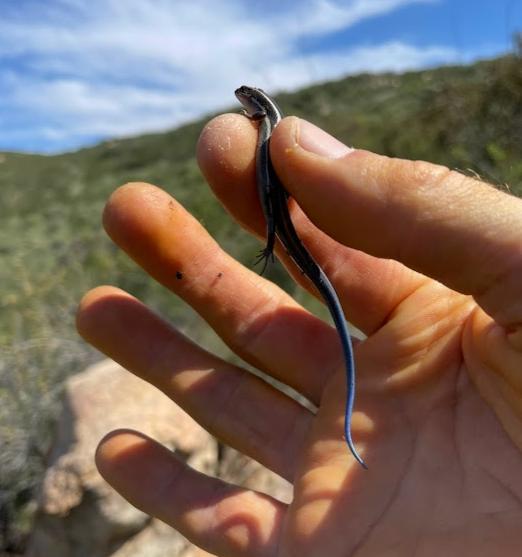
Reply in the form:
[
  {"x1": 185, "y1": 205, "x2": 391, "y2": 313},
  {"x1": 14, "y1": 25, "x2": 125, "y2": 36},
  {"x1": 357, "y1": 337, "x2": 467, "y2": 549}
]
[
  {"x1": 469, "y1": 309, "x2": 522, "y2": 390},
  {"x1": 385, "y1": 158, "x2": 454, "y2": 201},
  {"x1": 185, "y1": 478, "x2": 283, "y2": 556},
  {"x1": 409, "y1": 519, "x2": 425, "y2": 557},
  {"x1": 450, "y1": 364, "x2": 467, "y2": 489},
  {"x1": 465, "y1": 219, "x2": 522, "y2": 319},
  {"x1": 206, "y1": 482, "x2": 245, "y2": 547},
  {"x1": 395, "y1": 310, "x2": 445, "y2": 368},
  {"x1": 390, "y1": 165, "x2": 459, "y2": 272},
  {"x1": 190, "y1": 240, "x2": 301, "y2": 348},
  {"x1": 489, "y1": 347, "x2": 522, "y2": 400},
  {"x1": 207, "y1": 267, "x2": 266, "y2": 325},
  {"x1": 232, "y1": 372, "x2": 278, "y2": 450},
  {"x1": 385, "y1": 405, "x2": 454, "y2": 554},
  {"x1": 324, "y1": 248, "x2": 383, "y2": 330},
  {"x1": 475, "y1": 258, "x2": 522, "y2": 327},
  {"x1": 497, "y1": 367, "x2": 522, "y2": 424},
  {"x1": 233, "y1": 288, "x2": 288, "y2": 359},
  {"x1": 205, "y1": 363, "x2": 261, "y2": 445},
  {"x1": 227, "y1": 284, "x2": 327, "y2": 399},
  {"x1": 206, "y1": 371, "x2": 291, "y2": 481},
  {"x1": 479, "y1": 467, "x2": 522, "y2": 510},
  {"x1": 188, "y1": 493, "x2": 221, "y2": 553},
  {"x1": 378, "y1": 276, "x2": 432, "y2": 333},
  {"x1": 152, "y1": 452, "x2": 188, "y2": 519},
  {"x1": 271, "y1": 399, "x2": 315, "y2": 473},
  {"x1": 467, "y1": 354, "x2": 522, "y2": 453},
  {"x1": 452, "y1": 378, "x2": 469, "y2": 516},
  {"x1": 464, "y1": 312, "x2": 522, "y2": 465},
  {"x1": 283, "y1": 410, "x2": 315, "y2": 480},
  {"x1": 212, "y1": 362, "x2": 300, "y2": 473},
  {"x1": 316, "y1": 350, "x2": 345, "y2": 409},
  {"x1": 145, "y1": 321, "x2": 192, "y2": 390},
  {"x1": 376, "y1": 289, "x2": 473, "y2": 395},
  {"x1": 351, "y1": 451, "x2": 414, "y2": 557},
  {"x1": 220, "y1": 493, "x2": 277, "y2": 553}
]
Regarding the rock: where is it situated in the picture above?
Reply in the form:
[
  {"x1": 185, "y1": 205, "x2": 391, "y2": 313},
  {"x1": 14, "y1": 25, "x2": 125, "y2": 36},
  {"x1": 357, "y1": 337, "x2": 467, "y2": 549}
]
[
  {"x1": 27, "y1": 358, "x2": 294, "y2": 557},
  {"x1": 26, "y1": 359, "x2": 217, "y2": 557}
]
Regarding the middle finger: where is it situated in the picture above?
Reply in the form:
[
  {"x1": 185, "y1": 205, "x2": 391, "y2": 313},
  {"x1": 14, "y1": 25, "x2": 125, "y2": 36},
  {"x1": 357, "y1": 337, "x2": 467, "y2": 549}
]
[{"x1": 102, "y1": 182, "x2": 349, "y2": 403}]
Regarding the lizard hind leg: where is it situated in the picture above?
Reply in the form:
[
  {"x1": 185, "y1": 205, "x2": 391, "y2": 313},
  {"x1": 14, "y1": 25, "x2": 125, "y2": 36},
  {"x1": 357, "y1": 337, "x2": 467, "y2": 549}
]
[
  {"x1": 254, "y1": 247, "x2": 274, "y2": 276},
  {"x1": 253, "y1": 233, "x2": 276, "y2": 276}
]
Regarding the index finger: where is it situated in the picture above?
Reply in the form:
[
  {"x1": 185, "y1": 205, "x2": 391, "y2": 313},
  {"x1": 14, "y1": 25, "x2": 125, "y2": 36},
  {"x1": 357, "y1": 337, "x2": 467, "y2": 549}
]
[
  {"x1": 270, "y1": 117, "x2": 522, "y2": 328},
  {"x1": 197, "y1": 114, "x2": 425, "y2": 336}
]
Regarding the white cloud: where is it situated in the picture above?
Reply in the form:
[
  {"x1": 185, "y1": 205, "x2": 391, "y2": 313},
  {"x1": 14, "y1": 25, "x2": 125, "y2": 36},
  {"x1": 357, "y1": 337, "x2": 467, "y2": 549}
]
[
  {"x1": 257, "y1": 42, "x2": 459, "y2": 91},
  {"x1": 275, "y1": 0, "x2": 438, "y2": 37},
  {"x1": 0, "y1": 0, "x2": 472, "y2": 152}
]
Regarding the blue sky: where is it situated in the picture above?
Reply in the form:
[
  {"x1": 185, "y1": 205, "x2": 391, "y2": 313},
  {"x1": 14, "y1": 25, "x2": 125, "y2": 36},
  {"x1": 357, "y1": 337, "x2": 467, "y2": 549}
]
[{"x1": 0, "y1": 0, "x2": 520, "y2": 153}]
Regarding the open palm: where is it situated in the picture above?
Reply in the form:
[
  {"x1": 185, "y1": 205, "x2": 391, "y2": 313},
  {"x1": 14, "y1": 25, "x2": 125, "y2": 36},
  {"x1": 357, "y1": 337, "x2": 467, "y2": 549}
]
[{"x1": 77, "y1": 115, "x2": 522, "y2": 556}]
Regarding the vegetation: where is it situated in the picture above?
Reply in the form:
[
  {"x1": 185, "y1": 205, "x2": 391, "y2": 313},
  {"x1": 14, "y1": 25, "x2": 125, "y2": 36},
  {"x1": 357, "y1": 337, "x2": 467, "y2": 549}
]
[{"x1": 1, "y1": 52, "x2": 521, "y2": 553}]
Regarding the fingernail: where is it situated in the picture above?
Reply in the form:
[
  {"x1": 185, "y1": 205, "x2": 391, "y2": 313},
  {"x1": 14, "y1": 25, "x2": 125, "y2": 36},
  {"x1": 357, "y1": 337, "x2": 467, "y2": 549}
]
[{"x1": 297, "y1": 118, "x2": 354, "y2": 159}]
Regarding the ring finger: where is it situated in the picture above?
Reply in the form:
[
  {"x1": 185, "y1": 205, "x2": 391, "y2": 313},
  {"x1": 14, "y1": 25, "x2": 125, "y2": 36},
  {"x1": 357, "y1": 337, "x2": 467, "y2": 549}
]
[{"x1": 77, "y1": 284, "x2": 313, "y2": 480}]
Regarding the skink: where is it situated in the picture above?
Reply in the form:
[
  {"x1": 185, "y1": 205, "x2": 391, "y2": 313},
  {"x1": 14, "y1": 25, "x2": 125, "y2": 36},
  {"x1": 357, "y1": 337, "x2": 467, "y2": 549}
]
[{"x1": 235, "y1": 85, "x2": 367, "y2": 469}]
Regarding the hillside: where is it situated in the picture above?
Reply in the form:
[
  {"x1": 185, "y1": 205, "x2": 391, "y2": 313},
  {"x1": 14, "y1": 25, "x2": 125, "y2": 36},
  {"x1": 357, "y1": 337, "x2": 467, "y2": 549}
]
[{"x1": 1, "y1": 53, "x2": 521, "y2": 552}]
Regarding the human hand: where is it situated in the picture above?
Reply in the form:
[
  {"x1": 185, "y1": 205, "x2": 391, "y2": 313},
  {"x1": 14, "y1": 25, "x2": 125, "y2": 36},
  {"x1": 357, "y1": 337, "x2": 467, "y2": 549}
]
[{"x1": 77, "y1": 114, "x2": 522, "y2": 556}]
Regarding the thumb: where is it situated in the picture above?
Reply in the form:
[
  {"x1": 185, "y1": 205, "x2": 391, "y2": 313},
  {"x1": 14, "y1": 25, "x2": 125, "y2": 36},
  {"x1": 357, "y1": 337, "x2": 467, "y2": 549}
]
[{"x1": 270, "y1": 117, "x2": 522, "y2": 328}]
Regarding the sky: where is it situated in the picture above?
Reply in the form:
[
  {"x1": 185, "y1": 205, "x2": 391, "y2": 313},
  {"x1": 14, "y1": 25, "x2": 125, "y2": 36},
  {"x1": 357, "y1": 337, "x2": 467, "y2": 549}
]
[{"x1": 0, "y1": 0, "x2": 520, "y2": 154}]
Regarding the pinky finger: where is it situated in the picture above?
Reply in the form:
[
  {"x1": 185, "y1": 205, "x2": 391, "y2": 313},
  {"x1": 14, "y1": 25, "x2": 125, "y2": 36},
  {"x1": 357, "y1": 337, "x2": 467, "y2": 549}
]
[{"x1": 96, "y1": 430, "x2": 286, "y2": 557}]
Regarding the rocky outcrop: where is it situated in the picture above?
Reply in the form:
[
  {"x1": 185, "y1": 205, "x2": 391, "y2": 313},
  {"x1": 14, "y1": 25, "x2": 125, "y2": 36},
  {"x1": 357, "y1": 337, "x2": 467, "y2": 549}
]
[
  {"x1": 26, "y1": 359, "x2": 292, "y2": 556},
  {"x1": 26, "y1": 359, "x2": 217, "y2": 557}
]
